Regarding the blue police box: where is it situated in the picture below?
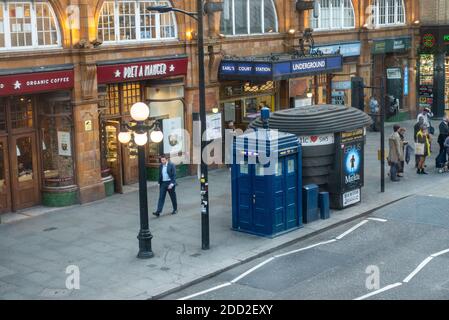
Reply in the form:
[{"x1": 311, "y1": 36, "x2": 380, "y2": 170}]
[{"x1": 231, "y1": 130, "x2": 303, "y2": 237}]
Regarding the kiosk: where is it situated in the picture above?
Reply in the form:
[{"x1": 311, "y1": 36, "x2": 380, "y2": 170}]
[{"x1": 231, "y1": 130, "x2": 302, "y2": 237}]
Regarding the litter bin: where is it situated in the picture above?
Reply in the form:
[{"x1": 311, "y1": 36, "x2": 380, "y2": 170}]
[{"x1": 231, "y1": 130, "x2": 303, "y2": 237}]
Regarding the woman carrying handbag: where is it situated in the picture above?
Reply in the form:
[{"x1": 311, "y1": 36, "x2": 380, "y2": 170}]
[{"x1": 416, "y1": 125, "x2": 431, "y2": 175}]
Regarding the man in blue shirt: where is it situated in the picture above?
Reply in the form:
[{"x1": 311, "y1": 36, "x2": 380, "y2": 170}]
[{"x1": 152, "y1": 155, "x2": 177, "y2": 217}]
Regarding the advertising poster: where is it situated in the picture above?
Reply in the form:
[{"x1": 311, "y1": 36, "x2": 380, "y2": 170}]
[
  {"x1": 57, "y1": 131, "x2": 72, "y2": 156},
  {"x1": 339, "y1": 129, "x2": 364, "y2": 192},
  {"x1": 163, "y1": 117, "x2": 184, "y2": 154},
  {"x1": 206, "y1": 113, "x2": 222, "y2": 141}
]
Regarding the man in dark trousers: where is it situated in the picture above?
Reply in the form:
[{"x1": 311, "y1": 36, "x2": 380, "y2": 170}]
[
  {"x1": 437, "y1": 116, "x2": 449, "y2": 168},
  {"x1": 152, "y1": 155, "x2": 177, "y2": 217}
]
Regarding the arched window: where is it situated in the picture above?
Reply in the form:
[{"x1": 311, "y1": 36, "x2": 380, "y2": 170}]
[
  {"x1": 220, "y1": 0, "x2": 278, "y2": 35},
  {"x1": 311, "y1": 0, "x2": 355, "y2": 31},
  {"x1": 97, "y1": 0, "x2": 177, "y2": 43},
  {"x1": 371, "y1": 0, "x2": 405, "y2": 27},
  {"x1": 0, "y1": 1, "x2": 61, "y2": 50}
]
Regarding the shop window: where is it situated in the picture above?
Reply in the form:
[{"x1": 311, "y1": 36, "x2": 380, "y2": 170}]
[
  {"x1": 0, "y1": 103, "x2": 6, "y2": 131},
  {"x1": 147, "y1": 85, "x2": 184, "y2": 157},
  {"x1": 242, "y1": 95, "x2": 273, "y2": 122},
  {"x1": 418, "y1": 54, "x2": 434, "y2": 109},
  {"x1": 220, "y1": 0, "x2": 278, "y2": 36},
  {"x1": 311, "y1": 0, "x2": 355, "y2": 31},
  {"x1": 98, "y1": 1, "x2": 177, "y2": 43},
  {"x1": 370, "y1": 0, "x2": 405, "y2": 27},
  {"x1": 0, "y1": 2, "x2": 61, "y2": 50},
  {"x1": 39, "y1": 100, "x2": 75, "y2": 187},
  {"x1": 103, "y1": 84, "x2": 120, "y2": 116},
  {"x1": 10, "y1": 97, "x2": 33, "y2": 129},
  {"x1": 0, "y1": 142, "x2": 5, "y2": 188},
  {"x1": 122, "y1": 82, "x2": 141, "y2": 114},
  {"x1": 16, "y1": 136, "x2": 33, "y2": 181}
]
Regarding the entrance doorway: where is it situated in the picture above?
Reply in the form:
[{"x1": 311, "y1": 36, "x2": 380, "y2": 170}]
[
  {"x1": 102, "y1": 119, "x2": 139, "y2": 193},
  {"x1": 11, "y1": 133, "x2": 40, "y2": 210}
]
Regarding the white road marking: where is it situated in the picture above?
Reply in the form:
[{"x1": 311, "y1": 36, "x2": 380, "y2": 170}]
[
  {"x1": 354, "y1": 283, "x2": 403, "y2": 300},
  {"x1": 403, "y1": 256, "x2": 434, "y2": 283},
  {"x1": 274, "y1": 239, "x2": 337, "y2": 258},
  {"x1": 177, "y1": 282, "x2": 232, "y2": 300},
  {"x1": 367, "y1": 217, "x2": 388, "y2": 222},
  {"x1": 179, "y1": 218, "x2": 378, "y2": 300},
  {"x1": 231, "y1": 257, "x2": 275, "y2": 283},
  {"x1": 335, "y1": 220, "x2": 369, "y2": 240},
  {"x1": 431, "y1": 248, "x2": 449, "y2": 258}
]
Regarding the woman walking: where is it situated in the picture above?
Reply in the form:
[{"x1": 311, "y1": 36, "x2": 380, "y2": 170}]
[{"x1": 416, "y1": 125, "x2": 431, "y2": 175}]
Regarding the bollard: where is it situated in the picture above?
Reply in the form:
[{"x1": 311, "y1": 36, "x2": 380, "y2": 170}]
[{"x1": 319, "y1": 192, "x2": 330, "y2": 220}]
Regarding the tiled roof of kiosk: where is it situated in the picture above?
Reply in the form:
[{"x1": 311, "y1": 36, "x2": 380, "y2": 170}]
[{"x1": 250, "y1": 105, "x2": 372, "y2": 135}]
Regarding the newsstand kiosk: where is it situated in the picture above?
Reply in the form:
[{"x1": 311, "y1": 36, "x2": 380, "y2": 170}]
[{"x1": 231, "y1": 130, "x2": 303, "y2": 237}]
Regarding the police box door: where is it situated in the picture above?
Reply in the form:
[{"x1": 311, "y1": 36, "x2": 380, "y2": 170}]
[
  {"x1": 236, "y1": 162, "x2": 270, "y2": 234},
  {"x1": 273, "y1": 155, "x2": 298, "y2": 233}
]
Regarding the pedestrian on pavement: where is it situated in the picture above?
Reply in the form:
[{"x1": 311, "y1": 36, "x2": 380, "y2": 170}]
[
  {"x1": 416, "y1": 125, "x2": 431, "y2": 175},
  {"x1": 436, "y1": 115, "x2": 449, "y2": 168},
  {"x1": 417, "y1": 107, "x2": 434, "y2": 134},
  {"x1": 388, "y1": 124, "x2": 403, "y2": 182},
  {"x1": 414, "y1": 116, "x2": 425, "y2": 168},
  {"x1": 153, "y1": 155, "x2": 178, "y2": 217},
  {"x1": 398, "y1": 127, "x2": 408, "y2": 177},
  {"x1": 369, "y1": 96, "x2": 380, "y2": 132}
]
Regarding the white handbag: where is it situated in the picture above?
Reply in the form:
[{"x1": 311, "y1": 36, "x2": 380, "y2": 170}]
[{"x1": 415, "y1": 143, "x2": 425, "y2": 156}]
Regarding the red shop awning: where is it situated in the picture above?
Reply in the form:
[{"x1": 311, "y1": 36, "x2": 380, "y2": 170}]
[
  {"x1": 0, "y1": 64, "x2": 74, "y2": 97},
  {"x1": 96, "y1": 55, "x2": 188, "y2": 84}
]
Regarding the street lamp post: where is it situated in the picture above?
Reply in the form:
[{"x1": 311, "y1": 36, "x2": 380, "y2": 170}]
[
  {"x1": 118, "y1": 102, "x2": 164, "y2": 259},
  {"x1": 147, "y1": 2, "x2": 222, "y2": 250}
]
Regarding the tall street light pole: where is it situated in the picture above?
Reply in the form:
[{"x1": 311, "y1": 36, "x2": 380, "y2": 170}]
[
  {"x1": 118, "y1": 102, "x2": 164, "y2": 258},
  {"x1": 147, "y1": 2, "x2": 222, "y2": 250}
]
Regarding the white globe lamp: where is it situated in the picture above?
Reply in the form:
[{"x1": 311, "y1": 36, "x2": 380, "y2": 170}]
[
  {"x1": 118, "y1": 131, "x2": 132, "y2": 144},
  {"x1": 134, "y1": 132, "x2": 148, "y2": 146},
  {"x1": 130, "y1": 102, "x2": 150, "y2": 121},
  {"x1": 150, "y1": 130, "x2": 164, "y2": 143}
]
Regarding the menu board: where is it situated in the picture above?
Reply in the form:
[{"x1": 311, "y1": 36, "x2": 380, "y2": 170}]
[{"x1": 419, "y1": 55, "x2": 434, "y2": 108}]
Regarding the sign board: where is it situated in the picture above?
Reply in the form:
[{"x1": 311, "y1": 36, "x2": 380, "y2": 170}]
[
  {"x1": 0, "y1": 69, "x2": 74, "y2": 97},
  {"x1": 372, "y1": 37, "x2": 411, "y2": 54},
  {"x1": 205, "y1": 113, "x2": 222, "y2": 141},
  {"x1": 342, "y1": 189, "x2": 361, "y2": 207},
  {"x1": 314, "y1": 42, "x2": 361, "y2": 58},
  {"x1": 219, "y1": 55, "x2": 343, "y2": 81},
  {"x1": 387, "y1": 68, "x2": 402, "y2": 79},
  {"x1": 97, "y1": 57, "x2": 188, "y2": 84},
  {"x1": 404, "y1": 66, "x2": 409, "y2": 96},
  {"x1": 162, "y1": 117, "x2": 184, "y2": 154},
  {"x1": 298, "y1": 133, "x2": 334, "y2": 146},
  {"x1": 338, "y1": 129, "x2": 364, "y2": 192},
  {"x1": 57, "y1": 131, "x2": 72, "y2": 157}
]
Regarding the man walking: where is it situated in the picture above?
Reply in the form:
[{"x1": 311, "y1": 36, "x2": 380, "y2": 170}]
[
  {"x1": 388, "y1": 124, "x2": 403, "y2": 182},
  {"x1": 153, "y1": 155, "x2": 177, "y2": 217}
]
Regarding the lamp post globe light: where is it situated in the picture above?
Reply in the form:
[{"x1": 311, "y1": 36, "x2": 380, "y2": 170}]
[
  {"x1": 119, "y1": 101, "x2": 164, "y2": 259},
  {"x1": 147, "y1": 1, "x2": 222, "y2": 250}
]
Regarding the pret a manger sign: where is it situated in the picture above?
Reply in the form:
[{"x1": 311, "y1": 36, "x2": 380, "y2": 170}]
[{"x1": 97, "y1": 57, "x2": 188, "y2": 84}]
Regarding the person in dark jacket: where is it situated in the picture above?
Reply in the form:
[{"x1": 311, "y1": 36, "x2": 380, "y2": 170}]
[
  {"x1": 437, "y1": 116, "x2": 449, "y2": 167},
  {"x1": 152, "y1": 155, "x2": 177, "y2": 217}
]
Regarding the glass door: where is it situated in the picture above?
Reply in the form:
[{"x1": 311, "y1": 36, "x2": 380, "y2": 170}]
[
  {"x1": 105, "y1": 121, "x2": 123, "y2": 193},
  {"x1": 11, "y1": 133, "x2": 39, "y2": 210},
  {"x1": 0, "y1": 137, "x2": 11, "y2": 214}
]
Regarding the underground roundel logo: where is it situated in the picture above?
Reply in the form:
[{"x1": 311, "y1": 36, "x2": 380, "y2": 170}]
[{"x1": 423, "y1": 34, "x2": 436, "y2": 48}]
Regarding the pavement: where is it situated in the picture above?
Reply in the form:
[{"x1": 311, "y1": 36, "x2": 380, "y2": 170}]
[{"x1": 0, "y1": 119, "x2": 448, "y2": 300}]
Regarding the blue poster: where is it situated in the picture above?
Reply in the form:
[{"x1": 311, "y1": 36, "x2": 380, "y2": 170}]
[{"x1": 404, "y1": 66, "x2": 409, "y2": 96}]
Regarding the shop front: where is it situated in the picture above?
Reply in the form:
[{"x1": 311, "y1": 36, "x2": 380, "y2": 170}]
[
  {"x1": 218, "y1": 54, "x2": 343, "y2": 130},
  {"x1": 0, "y1": 65, "x2": 76, "y2": 213},
  {"x1": 372, "y1": 37, "x2": 412, "y2": 119},
  {"x1": 314, "y1": 42, "x2": 361, "y2": 106},
  {"x1": 96, "y1": 55, "x2": 188, "y2": 191},
  {"x1": 418, "y1": 26, "x2": 449, "y2": 118}
]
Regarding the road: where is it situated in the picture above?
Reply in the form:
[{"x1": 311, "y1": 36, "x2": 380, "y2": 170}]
[{"x1": 163, "y1": 195, "x2": 449, "y2": 300}]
